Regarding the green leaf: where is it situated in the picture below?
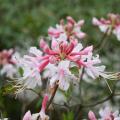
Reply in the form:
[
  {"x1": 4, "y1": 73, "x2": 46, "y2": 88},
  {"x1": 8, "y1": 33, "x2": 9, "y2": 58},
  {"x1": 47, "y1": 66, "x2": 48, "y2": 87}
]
[
  {"x1": 63, "y1": 111, "x2": 74, "y2": 120},
  {"x1": 36, "y1": 97, "x2": 42, "y2": 108},
  {"x1": 70, "y1": 66, "x2": 79, "y2": 76},
  {"x1": 18, "y1": 67, "x2": 24, "y2": 77}
]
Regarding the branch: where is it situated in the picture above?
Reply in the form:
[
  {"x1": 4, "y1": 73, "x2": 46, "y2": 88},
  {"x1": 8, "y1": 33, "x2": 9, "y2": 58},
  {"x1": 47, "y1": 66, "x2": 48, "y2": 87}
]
[
  {"x1": 80, "y1": 92, "x2": 120, "y2": 108},
  {"x1": 82, "y1": 93, "x2": 113, "y2": 108}
]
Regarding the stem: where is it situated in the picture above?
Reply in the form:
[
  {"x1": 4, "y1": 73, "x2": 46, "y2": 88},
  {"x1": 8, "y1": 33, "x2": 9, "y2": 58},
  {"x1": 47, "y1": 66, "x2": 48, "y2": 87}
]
[
  {"x1": 79, "y1": 67, "x2": 84, "y2": 101},
  {"x1": 79, "y1": 90, "x2": 120, "y2": 108},
  {"x1": 82, "y1": 93, "x2": 114, "y2": 108},
  {"x1": 74, "y1": 68, "x2": 84, "y2": 120},
  {"x1": 94, "y1": 28, "x2": 109, "y2": 53},
  {"x1": 46, "y1": 84, "x2": 58, "y2": 112}
]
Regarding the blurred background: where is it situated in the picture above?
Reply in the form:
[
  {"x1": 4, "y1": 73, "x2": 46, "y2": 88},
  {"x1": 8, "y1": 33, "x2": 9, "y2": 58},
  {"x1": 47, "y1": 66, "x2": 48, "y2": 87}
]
[{"x1": 0, "y1": 0, "x2": 120, "y2": 119}]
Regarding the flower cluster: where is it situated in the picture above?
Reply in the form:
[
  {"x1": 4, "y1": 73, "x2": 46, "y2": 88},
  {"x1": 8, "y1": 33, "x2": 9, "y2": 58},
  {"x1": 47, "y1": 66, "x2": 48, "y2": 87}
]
[
  {"x1": 93, "y1": 13, "x2": 120, "y2": 40},
  {"x1": 88, "y1": 106, "x2": 120, "y2": 120},
  {"x1": 14, "y1": 16, "x2": 111, "y2": 93}
]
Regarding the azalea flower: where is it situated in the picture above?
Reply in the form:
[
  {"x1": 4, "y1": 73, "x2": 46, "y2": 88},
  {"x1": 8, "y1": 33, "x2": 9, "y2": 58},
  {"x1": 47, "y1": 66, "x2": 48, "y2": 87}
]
[
  {"x1": 14, "y1": 47, "x2": 43, "y2": 93},
  {"x1": 16, "y1": 39, "x2": 94, "y2": 92},
  {"x1": 0, "y1": 49, "x2": 19, "y2": 78},
  {"x1": 48, "y1": 16, "x2": 86, "y2": 42},
  {"x1": 0, "y1": 49, "x2": 14, "y2": 65},
  {"x1": 99, "y1": 107, "x2": 120, "y2": 120},
  {"x1": 88, "y1": 107, "x2": 120, "y2": 120},
  {"x1": 92, "y1": 13, "x2": 120, "y2": 40}
]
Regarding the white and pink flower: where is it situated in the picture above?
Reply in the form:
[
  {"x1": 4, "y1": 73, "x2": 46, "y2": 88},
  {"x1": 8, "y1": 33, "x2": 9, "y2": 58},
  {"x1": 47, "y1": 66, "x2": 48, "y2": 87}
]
[
  {"x1": 92, "y1": 13, "x2": 120, "y2": 41},
  {"x1": 88, "y1": 107, "x2": 120, "y2": 120},
  {"x1": 48, "y1": 16, "x2": 86, "y2": 42},
  {"x1": 99, "y1": 107, "x2": 120, "y2": 120},
  {"x1": 14, "y1": 47, "x2": 43, "y2": 92},
  {"x1": 0, "y1": 49, "x2": 19, "y2": 78}
]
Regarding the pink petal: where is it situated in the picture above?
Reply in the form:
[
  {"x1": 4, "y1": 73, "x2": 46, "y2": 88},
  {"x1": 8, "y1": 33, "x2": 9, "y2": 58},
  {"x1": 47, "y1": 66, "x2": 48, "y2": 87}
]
[
  {"x1": 39, "y1": 39, "x2": 48, "y2": 49},
  {"x1": 51, "y1": 39, "x2": 58, "y2": 49},
  {"x1": 92, "y1": 17, "x2": 101, "y2": 26},
  {"x1": 67, "y1": 16, "x2": 75, "y2": 25},
  {"x1": 66, "y1": 42, "x2": 75, "y2": 54},
  {"x1": 40, "y1": 39, "x2": 57, "y2": 55},
  {"x1": 39, "y1": 60, "x2": 49, "y2": 72},
  {"x1": 80, "y1": 46, "x2": 93, "y2": 55},
  {"x1": 48, "y1": 27, "x2": 60, "y2": 38},
  {"x1": 76, "y1": 20, "x2": 85, "y2": 27},
  {"x1": 75, "y1": 32, "x2": 86, "y2": 39}
]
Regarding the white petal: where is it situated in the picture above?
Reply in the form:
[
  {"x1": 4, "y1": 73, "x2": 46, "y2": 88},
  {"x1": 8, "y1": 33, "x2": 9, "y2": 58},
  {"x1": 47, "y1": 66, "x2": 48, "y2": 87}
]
[
  {"x1": 57, "y1": 33, "x2": 67, "y2": 42},
  {"x1": 85, "y1": 67, "x2": 96, "y2": 79},
  {"x1": 29, "y1": 47, "x2": 42, "y2": 56},
  {"x1": 113, "y1": 26, "x2": 120, "y2": 41},
  {"x1": 50, "y1": 75, "x2": 58, "y2": 87},
  {"x1": 72, "y1": 43, "x2": 83, "y2": 52},
  {"x1": 99, "y1": 25, "x2": 109, "y2": 33},
  {"x1": 58, "y1": 60, "x2": 70, "y2": 69},
  {"x1": 92, "y1": 17, "x2": 101, "y2": 25},
  {"x1": 59, "y1": 78, "x2": 70, "y2": 91}
]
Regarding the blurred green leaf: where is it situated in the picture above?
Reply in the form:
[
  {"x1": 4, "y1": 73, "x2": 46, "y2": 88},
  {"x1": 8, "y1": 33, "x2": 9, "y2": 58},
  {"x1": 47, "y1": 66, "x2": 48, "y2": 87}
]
[
  {"x1": 63, "y1": 111, "x2": 74, "y2": 120},
  {"x1": 70, "y1": 66, "x2": 79, "y2": 76},
  {"x1": 18, "y1": 67, "x2": 24, "y2": 77}
]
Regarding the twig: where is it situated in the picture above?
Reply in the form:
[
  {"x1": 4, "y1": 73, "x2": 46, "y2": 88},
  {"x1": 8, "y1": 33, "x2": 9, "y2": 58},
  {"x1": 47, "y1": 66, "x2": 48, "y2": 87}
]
[
  {"x1": 80, "y1": 91, "x2": 120, "y2": 108},
  {"x1": 81, "y1": 93, "x2": 114, "y2": 108}
]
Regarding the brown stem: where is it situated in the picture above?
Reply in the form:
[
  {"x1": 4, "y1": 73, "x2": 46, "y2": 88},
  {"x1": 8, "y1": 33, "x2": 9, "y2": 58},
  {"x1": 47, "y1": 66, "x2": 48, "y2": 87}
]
[
  {"x1": 81, "y1": 93, "x2": 114, "y2": 108},
  {"x1": 46, "y1": 84, "x2": 59, "y2": 112}
]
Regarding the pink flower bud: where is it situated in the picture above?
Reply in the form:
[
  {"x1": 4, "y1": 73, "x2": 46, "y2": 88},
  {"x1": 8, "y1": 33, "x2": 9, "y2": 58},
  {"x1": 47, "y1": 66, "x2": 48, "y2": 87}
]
[{"x1": 88, "y1": 111, "x2": 97, "y2": 120}]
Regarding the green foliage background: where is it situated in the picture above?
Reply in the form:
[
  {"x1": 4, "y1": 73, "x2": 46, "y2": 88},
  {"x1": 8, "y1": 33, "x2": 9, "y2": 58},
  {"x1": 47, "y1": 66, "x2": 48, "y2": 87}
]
[{"x1": 0, "y1": 0, "x2": 120, "y2": 119}]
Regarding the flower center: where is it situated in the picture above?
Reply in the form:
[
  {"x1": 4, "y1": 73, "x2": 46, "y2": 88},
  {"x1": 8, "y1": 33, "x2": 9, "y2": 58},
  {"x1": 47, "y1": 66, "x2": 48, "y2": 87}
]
[{"x1": 59, "y1": 52, "x2": 66, "y2": 60}]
